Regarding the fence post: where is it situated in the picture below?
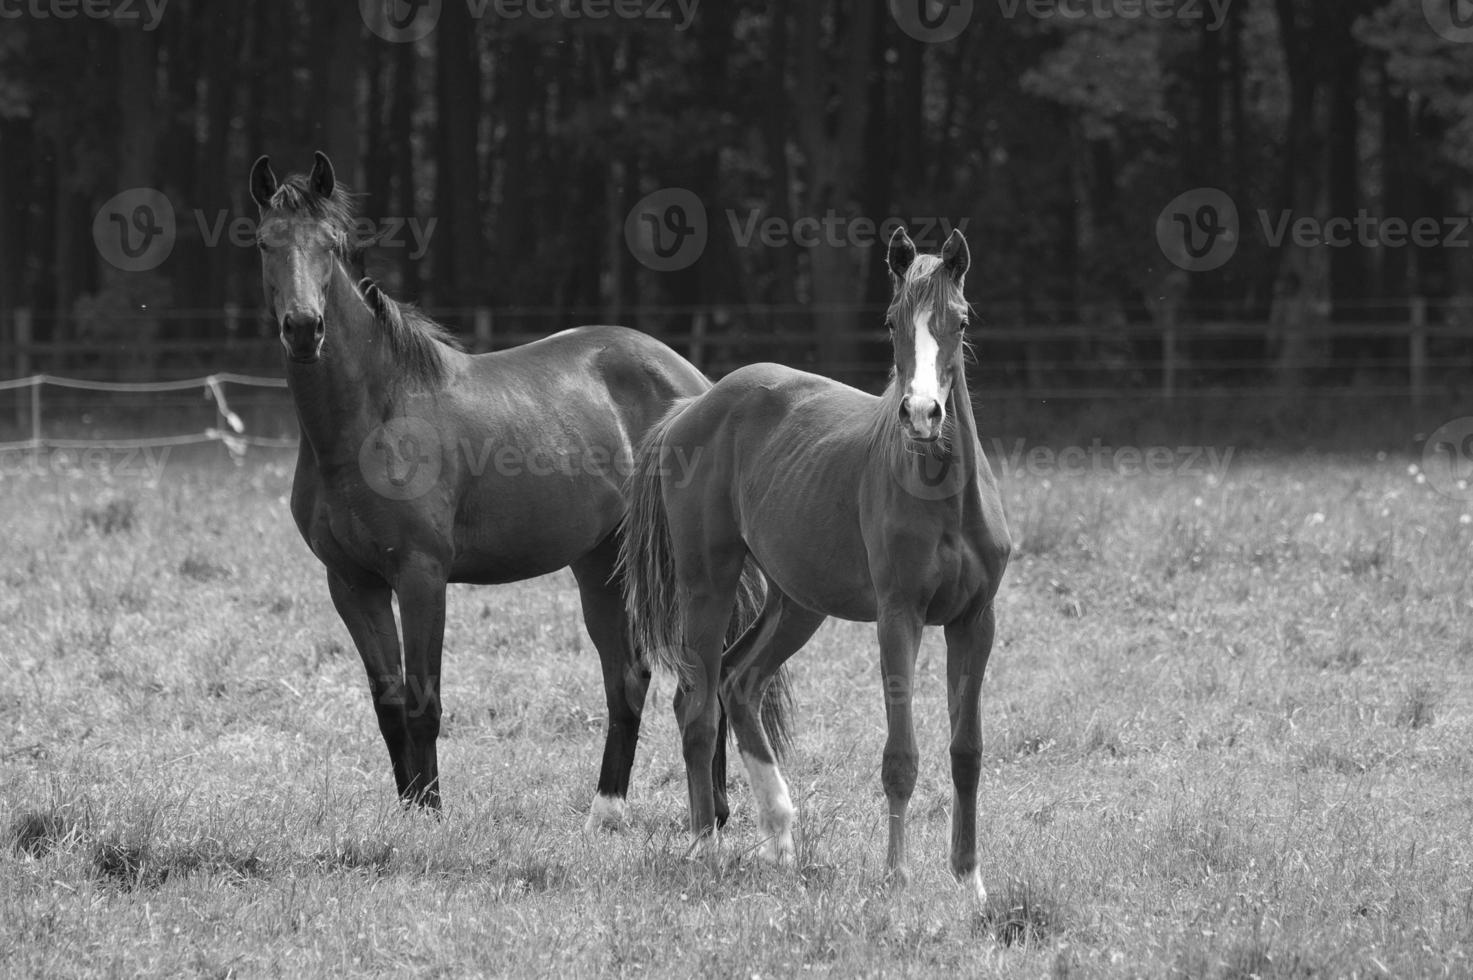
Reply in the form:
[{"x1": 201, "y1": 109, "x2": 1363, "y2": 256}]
[
  {"x1": 1409, "y1": 296, "x2": 1427, "y2": 414},
  {"x1": 224, "y1": 302, "x2": 240, "y2": 351},
  {"x1": 14, "y1": 307, "x2": 31, "y2": 433},
  {"x1": 474, "y1": 308, "x2": 494, "y2": 352},
  {"x1": 1162, "y1": 316, "x2": 1177, "y2": 402}
]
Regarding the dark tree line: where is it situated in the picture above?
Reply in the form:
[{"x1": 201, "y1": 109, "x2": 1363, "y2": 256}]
[{"x1": 1, "y1": 0, "x2": 1471, "y2": 385}]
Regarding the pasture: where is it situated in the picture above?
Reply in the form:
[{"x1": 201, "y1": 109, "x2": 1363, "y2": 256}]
[{"x1": 2, "y1": 437, "x2": 1471, "y2": 977}]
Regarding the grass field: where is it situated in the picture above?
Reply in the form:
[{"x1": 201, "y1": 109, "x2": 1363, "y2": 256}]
[{"x1": 2, "y1": 433, "x2": 1472, "y2": 978}]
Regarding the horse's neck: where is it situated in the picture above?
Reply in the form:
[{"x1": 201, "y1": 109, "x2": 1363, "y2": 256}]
[
  {"x1": 289, "y1": 267, "x2": 386, "y2": 461},
  {"x1": 947, "y1": 356, "x2": 981, "y2": 483},
  {"x1": 879, "y1": 351, "x2": 982, "y2": 505}
]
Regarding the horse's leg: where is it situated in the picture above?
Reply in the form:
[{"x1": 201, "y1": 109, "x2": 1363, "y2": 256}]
[
  {"x1": 944, "y1": 602, "x2": 995, "y2": 906},
  {"x1": 722, "y1": 588, "x2": 825, "y2": 866},
  {"x1": 396, "y1": 561, "x2": 448, "y2": 809},
  {"x1": 876, "y1": 607, "x2": 925, "y2": 885},
  {"x1": 571, "y1": 535, "x2": 649, "y2": 832},
  {"x1": 327, "y1": 570, "x2": 412, "y2": 799},
  {"x1": 672, "y1": 583, "x2": 741, "y2": 853},
  {"x1": 713, "y1": 708, "x2": 731, "y2": 829}
]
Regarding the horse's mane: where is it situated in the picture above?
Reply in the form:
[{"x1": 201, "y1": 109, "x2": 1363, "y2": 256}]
[
  {"x1": 884, "y1": 253, "x2": 971, "y2": 326},
  {"x1": 357, "y1": 277, "x2": 466, "y2": 385},
  {"x1": 265, "y1": 173, "x2": 464, "y2": 385},
  {"x1": 263, "y1": 173, "x2": 362, "y2": 259}
]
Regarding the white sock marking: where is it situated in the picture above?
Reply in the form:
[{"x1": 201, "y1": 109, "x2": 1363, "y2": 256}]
[
  {"x1": 584, "y1": 792, "x2": 629, "y2": 833},
  {"x1": 741, "y1": 751, "x2": 796, "y2": 866}
]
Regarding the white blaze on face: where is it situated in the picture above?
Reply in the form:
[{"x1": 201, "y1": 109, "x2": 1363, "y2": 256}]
[
  {"x1": 909, "y1": 310, "x2": 943, "y2": 403},
  {"x1": 903, "y1": 308, "x2": 946, "y2": 442}
]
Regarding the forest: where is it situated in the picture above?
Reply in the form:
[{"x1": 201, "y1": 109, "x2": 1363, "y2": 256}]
[{"x1": 1, "y1": 0, "x2": 1472, "y2": 390}]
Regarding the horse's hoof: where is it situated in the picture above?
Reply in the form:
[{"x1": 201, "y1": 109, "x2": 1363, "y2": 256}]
[
  {"x1": 583, "y1": 793, "x2": 629, "y2": 834},
  {"x1": 757, "y1": 837, "x2": 796, "y2": 869},
  {"x1": 684, "y1": 832, "x2": 723, "y2": 865},
  {"x1": 961, "y1": 867, "x2": 987, "y2": 908}
]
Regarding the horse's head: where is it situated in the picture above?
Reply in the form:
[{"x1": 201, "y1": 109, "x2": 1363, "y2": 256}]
[
  {"x1": 885, "y1": 226, "x2": 970, "y2": 443},
  {"x1": 249, "y1": 151, "x2": 354, "y2": 364}
]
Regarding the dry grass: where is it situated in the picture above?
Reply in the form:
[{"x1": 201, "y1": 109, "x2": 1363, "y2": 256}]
[{"x1": 2, "y1": 444, "x2": 1471, "y2": 977}]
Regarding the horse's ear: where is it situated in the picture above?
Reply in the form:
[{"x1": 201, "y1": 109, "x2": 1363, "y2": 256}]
[
  {"x1": 941, "y1": 228, "x2": 970, "y2": 283},
  {"x1": 250, "y1": 155, "x2": 278, "y2": 209},
  {"x1": 311, "y1": 151, "x2": 336, "y2": 199},
  {"x1": 887, "y1": 227, "x2": 917, "y2": 283}
]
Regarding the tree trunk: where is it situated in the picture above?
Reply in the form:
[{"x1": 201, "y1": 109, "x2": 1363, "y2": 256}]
[
  {"x1": 1269, "y1": 0, "x2": 1330, "y2": 394},
  {"x1": 312, "y1": 4, "x2": 364, "y2": 186},
  {"x1": 793, "y1": 0, "x2": 879, "y2": 384},
  {"x1": 763, "y1": 7, "x2": 798, "y2": 312},
  {"x1": 433, "y1": 3, "x2": 484, "y2": 315}
]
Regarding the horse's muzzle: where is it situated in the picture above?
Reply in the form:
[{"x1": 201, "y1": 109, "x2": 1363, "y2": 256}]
[
  {"x1": 281, "y1": 312, "x2": 325, "y2": 363},
  {"x1": 899, "y1": 395, "x2": 944, "y2": 442}
]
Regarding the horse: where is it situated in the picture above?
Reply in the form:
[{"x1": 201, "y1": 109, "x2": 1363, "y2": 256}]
[
  {"x1": 620, "y1": 227, "x2": 1010, "y2": 898},
  {"x1": 247, "y1": 151, "x2": 779, "y2": 823}
]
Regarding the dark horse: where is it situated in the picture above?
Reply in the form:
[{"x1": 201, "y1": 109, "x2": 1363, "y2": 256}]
[
  {"x1": 249, "y1": 151, "x2": 761, "y2": 823},
  {"x1": 621, "y1": 228, "x2": 1009, "y2": 897}
]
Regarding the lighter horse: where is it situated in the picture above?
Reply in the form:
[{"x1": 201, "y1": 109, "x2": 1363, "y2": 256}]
[{"x1": 621, "y1": 228, "x2": 1010, "y2": 896}]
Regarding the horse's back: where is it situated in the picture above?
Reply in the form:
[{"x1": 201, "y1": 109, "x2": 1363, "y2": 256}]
[
  {"x1": 476, "y1": 324, "x2": 707, "y2": 397},
  {"x1": 458, "y1": 324, "x2": 707, "y2": 439},
  {"x1": 670, "y1": 361, "x2": 878, "y2": 451}
]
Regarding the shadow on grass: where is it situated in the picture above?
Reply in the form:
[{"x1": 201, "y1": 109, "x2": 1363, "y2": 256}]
[
  {"x1": 91, "y1": 836, "x2": 266, "y2": 891},
  {"x1": 973, "y1": 876, "x2": 1067, "y2": 948}
]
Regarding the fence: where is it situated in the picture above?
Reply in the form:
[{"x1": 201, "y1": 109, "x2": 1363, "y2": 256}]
[{"x1": 3, "y1": 299, "x2": 1471, "y2": 452}]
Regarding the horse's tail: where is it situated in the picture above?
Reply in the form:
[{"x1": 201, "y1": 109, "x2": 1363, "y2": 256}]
[
  {"x1": 619, "y1": 402, "x2": 795, "y2": 760},
  {"x1": 619, "y1": 402, "x2": 691, "y2": 680}
]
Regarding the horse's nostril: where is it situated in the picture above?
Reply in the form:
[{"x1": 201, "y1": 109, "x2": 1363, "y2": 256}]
[
  {"x1": 283, "y1": 313, "x2": 322, "y2": 340},
  {"x1": 927, "y1": 402, "x2": 943, "y2": 423},
  {"x1": 898, "y1": 398, "x2": 911, "y2": 421}
]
